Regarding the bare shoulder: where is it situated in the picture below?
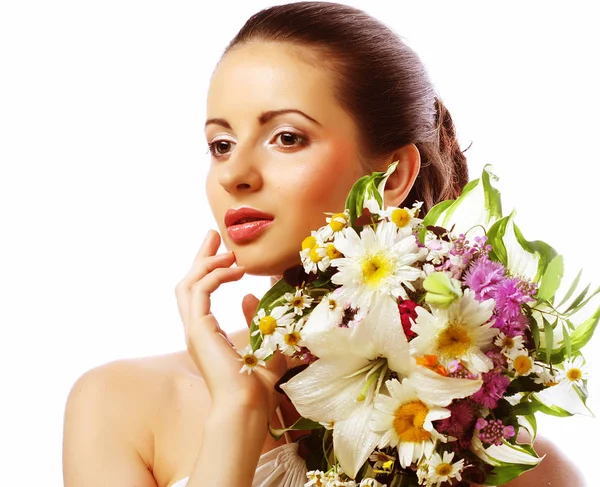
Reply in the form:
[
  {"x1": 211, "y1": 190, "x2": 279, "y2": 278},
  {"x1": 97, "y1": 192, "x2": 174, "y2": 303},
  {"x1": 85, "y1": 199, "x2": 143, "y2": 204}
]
[{"x1": 62, "y1": 350, "x2": 207, "y2": 487}]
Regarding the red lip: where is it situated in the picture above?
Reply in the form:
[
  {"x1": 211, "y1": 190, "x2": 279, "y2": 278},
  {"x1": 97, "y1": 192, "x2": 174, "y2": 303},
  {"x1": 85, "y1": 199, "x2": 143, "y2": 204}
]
[{"x1": 224, "y1": 207, "x2": 274, "y2": 242}]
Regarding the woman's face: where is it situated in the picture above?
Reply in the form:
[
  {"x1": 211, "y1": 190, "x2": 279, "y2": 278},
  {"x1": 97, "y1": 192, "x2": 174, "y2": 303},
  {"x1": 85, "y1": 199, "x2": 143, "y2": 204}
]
[{"x1": 205, "y1": 41, "x2": 367, "y2": 276}]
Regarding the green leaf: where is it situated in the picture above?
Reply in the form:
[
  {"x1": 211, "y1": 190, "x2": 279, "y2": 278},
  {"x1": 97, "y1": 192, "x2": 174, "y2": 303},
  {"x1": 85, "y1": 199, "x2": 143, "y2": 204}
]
[
  {"x1": 418, "y1": 199, "x2": 454, "y2": 242},
  {"x1": 557, "y1": 269, "x2": 583, "y2": 308},
  {"x1": 569, "y1": 303, "x2": 600, "y2": 354},
  {"x1": 269, "y1": 416, "x2": 322, "y2": 441},
  {"x1": 530, "y1": 394, "x2": 574, "y2": 417},
  {"x1": 344, "y1": 161, "x2": 398, "y2": 227},
  {"x1": 565, "y1": 284, "x2": 600, "y2": 316},
  {"x1": 518, "y1": 413, "x2": 538, "y2": 442},
  {"x1": 562, "y1": 321, "x2": 572, "y2": 357},
  {"x1": 483, "y1": 461, "x2": 538, "y2": 486},
  {"x1": 512, "y1": 222, "x2": 558, "y2": 283},
  {"x1": 537, "y1": 254, "x2": 564, "y2": 303},
  {"x1": 542, "y1": 316, "x2": 555, "y2": 365},
  {"x1": 565, "y1": 282, "x2": 591, "y2": 313},
  {"x1": 486, "y1": 215, "x2": 511, "y2": 265}
]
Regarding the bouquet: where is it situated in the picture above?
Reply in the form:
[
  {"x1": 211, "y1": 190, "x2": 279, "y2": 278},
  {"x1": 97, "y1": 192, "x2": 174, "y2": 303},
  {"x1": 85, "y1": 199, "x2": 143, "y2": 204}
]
[{"x1": 240, "y1": 162, "x2": 599, "y2": 487}]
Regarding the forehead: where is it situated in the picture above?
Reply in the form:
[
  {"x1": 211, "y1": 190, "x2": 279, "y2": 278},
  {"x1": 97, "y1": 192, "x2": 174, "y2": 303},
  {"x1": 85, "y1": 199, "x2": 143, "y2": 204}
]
[{"x1": 206, "y1": 41, "x2": 342, "y2": 124}]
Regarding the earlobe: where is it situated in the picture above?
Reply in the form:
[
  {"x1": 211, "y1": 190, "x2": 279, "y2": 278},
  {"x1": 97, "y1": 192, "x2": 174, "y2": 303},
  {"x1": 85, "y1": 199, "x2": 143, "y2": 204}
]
[{"x1": 383, "y1": 143, "x2": 421, "y2": 207}]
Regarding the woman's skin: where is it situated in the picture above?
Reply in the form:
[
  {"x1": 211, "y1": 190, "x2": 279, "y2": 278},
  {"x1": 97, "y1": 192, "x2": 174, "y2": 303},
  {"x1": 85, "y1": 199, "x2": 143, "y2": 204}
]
[{"x1": 63, "y1": 41, "x2": 584, "y2": 487}]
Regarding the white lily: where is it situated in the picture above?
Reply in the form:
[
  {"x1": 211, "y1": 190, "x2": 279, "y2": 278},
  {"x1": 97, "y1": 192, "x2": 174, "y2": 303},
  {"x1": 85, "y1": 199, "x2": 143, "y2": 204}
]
[{"x1": 280, "y1": 294, "x2": 483, "y2": 478}]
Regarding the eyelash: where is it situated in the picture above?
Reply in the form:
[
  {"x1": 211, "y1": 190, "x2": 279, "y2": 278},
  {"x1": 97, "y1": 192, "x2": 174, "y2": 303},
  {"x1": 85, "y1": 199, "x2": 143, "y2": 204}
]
[{"x1": 206, "y1": 131, "x2": 309, "y2": 159}]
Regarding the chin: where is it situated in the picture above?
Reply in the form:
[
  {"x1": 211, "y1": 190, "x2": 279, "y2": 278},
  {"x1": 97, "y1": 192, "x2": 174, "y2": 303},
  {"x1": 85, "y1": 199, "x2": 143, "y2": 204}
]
[{"x1": 234, "y1": 249, "x2": 300, "y2": 278}]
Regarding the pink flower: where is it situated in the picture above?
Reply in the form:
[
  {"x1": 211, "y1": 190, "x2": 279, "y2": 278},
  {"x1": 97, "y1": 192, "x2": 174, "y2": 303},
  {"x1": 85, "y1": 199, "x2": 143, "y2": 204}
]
[
  {"x1": 463, "y1": 257, "x2": 506, "y2": 302},
  {"x1": 397, "y1": 298, "x2": 418, "y2": 340},
  {"x1": 471, "y1": 370, "x2": 510, "y2": 409},
  {"x1": 476, "y1": 418, "x2": 515, "y2": 446},
  {"x1": 434, "y1": 399, "x2": 478, "y2": 442}
]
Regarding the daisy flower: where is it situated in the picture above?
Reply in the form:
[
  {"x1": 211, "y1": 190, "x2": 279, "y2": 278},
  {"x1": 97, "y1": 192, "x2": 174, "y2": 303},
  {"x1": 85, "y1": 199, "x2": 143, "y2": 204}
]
[
  {"x1": 314, "y1": 242, "x2": 344, "y2": 272},
  {"x1": 494, "y1": 332, "x2": 525, "y2": 359},
  {"x1": 557, "y1": 355, "x2": 588, "y2": 388},
  {"x1": 284, "y1": 288, "x2": 314, "y2": 316},
  {"x1": 508, "y1": 351, "x2": 540, "y2": 377},
  {"x1": 369, "y1": 450, "x2": 395, "y2": 472},
  {"x1": 251, "y1": 305, "x2": 294, "y2": 353},
  {"x1": 237, "y1": 345, "x2": 267, "y2": 374},
  {"x1": 376, "y1": 202, "x2": 423, "y2": 233},
  {"x1": 371, "y1": 377, "x2": 451, "y2": 468},
  {"x1": 331, "y1": 220, "x2": 427, "y2": 310},
  {"x1": 425, "y1": 451, "x2": 465, "y2": 487},
  {"x1": 410, "y1": 289, "x2": 498, "y2": 375},
  {"x1": 300, "y1": 232, "x2": 326, "y2": 274},
  {"x1": 318, "y1": 210, "x2": 350, "y2": 241},
  {"x1": 276, "y1": 319, "x2": 306, "y2": 356}
]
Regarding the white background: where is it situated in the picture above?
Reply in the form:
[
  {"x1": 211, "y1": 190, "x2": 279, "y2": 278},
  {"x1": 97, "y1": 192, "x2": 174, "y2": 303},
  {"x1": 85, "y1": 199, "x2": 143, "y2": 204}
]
[{"x1": 1, "y1": 0, "x2": 599, "y2": 485}]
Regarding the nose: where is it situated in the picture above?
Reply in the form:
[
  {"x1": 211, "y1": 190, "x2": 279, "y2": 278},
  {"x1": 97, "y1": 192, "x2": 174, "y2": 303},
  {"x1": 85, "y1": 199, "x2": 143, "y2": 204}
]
[{"x1": 217, "y1": 147, "x2": 263, "y2": 194}]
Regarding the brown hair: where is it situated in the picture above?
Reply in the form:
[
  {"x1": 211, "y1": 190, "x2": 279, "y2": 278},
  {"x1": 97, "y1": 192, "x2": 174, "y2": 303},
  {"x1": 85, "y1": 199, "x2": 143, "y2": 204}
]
[{"x1": 220, "y1": 1, "x2": 470, "y2": 212}]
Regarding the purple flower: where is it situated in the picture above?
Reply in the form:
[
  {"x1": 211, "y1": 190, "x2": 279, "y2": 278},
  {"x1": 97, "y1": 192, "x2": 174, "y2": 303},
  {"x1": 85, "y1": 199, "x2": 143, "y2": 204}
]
[
  {"x1": 471, "y1": 370, "x2": 510, "y2": 409},
  {"x1": 493, "y1": 314, "x2": 529, "y2": 336},
  {"x1": 476, "y1": 418, "x2": 516, "y2": 446},
  {"x1": 434, "y1": 399, "x2": 478, "y2": 441},
  {"x1": 463, "y1": 257, "x2": 506, "y2": 302},
  {"x1": 494, "y1": 277, "x2": 534, "y2": 320}
]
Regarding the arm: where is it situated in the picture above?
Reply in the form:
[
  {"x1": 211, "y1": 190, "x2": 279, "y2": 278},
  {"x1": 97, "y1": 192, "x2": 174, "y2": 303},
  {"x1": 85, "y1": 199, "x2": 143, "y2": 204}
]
[{"x1": 62, "y1": 361, "x2": 158, "y2": 487}]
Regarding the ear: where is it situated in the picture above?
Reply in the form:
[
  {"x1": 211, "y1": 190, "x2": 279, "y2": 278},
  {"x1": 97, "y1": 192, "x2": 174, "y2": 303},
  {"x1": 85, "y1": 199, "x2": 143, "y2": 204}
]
[{"x1": 380, "y1": 143, "x2": 421, "y2": 207}]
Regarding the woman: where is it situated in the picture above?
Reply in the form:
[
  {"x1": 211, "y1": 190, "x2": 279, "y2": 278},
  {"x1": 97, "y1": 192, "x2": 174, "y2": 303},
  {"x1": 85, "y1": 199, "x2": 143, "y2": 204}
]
[{"x1": 62, "y1": 2, "x2": 583, "y2": 486}]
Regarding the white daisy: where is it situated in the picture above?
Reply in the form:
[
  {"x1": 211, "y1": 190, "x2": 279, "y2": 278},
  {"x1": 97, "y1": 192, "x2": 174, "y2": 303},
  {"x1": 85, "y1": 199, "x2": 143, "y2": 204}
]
[
  {"x1": 237, "y1": 345, "x2": 267, "y2": 374},
  {"x1": 425, "y1": 451, "x2": 465, "y2": 487},
  {"x1": 371, "y1": 377, "x2": 450, "y2": 468},
  {"x1": 276, "y1": 319, "x2": 306, "y2": 356},
  {"x1": 557, "y1": 355, "x2": 588, "y2": 388},
  {"x1": 331, "y1": 220, "x2": 427, "y2": 310},
  {"x1": 508, "y1": 351, "x2": 541, "y2": 377},
  {"x1": 314, "y1": 242, "x2": 344, "y2": 272},
  {"x1": 300, "y1": 232, "x2": 326, "y2": 274},
  {"x1": 375, "y1": 202, "x2": 423, "y2": 234},
  {"x1": 494, "y1": 332, "x2": 525, "y2": 359},
  {"x1": 410, "y1": 289, "x2": 498, "y2": 374},
  {"x1": 359, "y1": 479, "x2": 384, "y2": 487},
  {"x1": 369, "y1": 450, "x2": 395, "y2": 471},
  {"x1": 318, "y1": 210, "x2": 351, "y2": 241},
  {"x1": 251, "y1": 305, "x2": 294, "y2": 353},
  {"x1": 284, "y1": 288, "x2": 314, "y2": 316}
]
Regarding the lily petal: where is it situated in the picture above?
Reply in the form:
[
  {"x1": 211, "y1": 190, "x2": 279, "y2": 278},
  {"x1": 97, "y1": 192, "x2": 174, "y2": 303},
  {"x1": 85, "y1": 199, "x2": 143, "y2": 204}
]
[
  {"x1": 280, "y1": 354, "x2": 371, "y2": 423},
  {"x1": 333, "y1": 403, "x2": 382, "y2": 479},
  {"x1": 409, "y1": 367, "x2": 483, "y2": 407}
]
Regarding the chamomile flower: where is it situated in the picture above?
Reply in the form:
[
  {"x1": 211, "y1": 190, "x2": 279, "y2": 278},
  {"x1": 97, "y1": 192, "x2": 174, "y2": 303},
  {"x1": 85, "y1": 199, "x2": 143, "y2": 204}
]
[
  {"x1": 410, "y1": 289, "x2": 498, "y2": 374},
  {"x1": 276, "y1": 319, "x2": 306, "y2": 356},
  {"x1": 371, "y1": 378, "x2": 451, "y2": 468},
  {"x1": 369, "y1": 450, "x2": 395, "y2": 472},
  {"x1": 359, "y1": 479, "x2": 385, "y2": 487},
  {"x1": 300, "y1": 232, "x2": 325, "y2": 274},
  {"x1": 237, "y1": 345, "x2": 267, "y2": 374},
  {"x1": 508, "y1": 351, "x2": 540, "y2": 377},
  {"x1": 251, "y1": 306, "x2": 294, "y2": 353},
  {"x1": 314, "y1": 242, "x2": 344, "y2": 272},
  {"x1": 376, "y1": 202, "x2": 423, "y2": 234},
  {"x1": 331, "y1": 220, "x2": 427, "y2": 310},
  {"x1": 494, "y1": 332, "x2": 525, "y2": 359},
  {"x1": 284, "y1": 288, "x2": 314, "y2": 316},
  {"x1": 558, "y1": 355, "x2": 588, "y2": 388},
  {"x1": 425, "y1": 451, "x2": 465, "y2": 487},
  {"x1": 318, "y1": 210, "x2": 350, "y2": 241}
]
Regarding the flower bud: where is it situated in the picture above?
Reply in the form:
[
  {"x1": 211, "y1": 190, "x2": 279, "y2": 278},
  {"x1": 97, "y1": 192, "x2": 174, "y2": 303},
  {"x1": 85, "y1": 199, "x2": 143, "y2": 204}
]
[{"x1": 423, "y1": 271, "x2": 462, "y2": 308}]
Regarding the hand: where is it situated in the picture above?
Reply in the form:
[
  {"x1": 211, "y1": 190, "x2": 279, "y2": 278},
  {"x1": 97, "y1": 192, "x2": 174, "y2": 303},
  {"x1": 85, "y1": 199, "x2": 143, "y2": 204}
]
[{"x1": 174, "y1": 229, "x2": 287, "y2": 416}]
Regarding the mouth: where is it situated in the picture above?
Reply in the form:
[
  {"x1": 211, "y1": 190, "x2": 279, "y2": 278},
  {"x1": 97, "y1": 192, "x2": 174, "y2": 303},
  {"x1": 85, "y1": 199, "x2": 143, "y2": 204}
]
[{"x1": 224, "y1": 207, "x2": 274, "y2": 242}]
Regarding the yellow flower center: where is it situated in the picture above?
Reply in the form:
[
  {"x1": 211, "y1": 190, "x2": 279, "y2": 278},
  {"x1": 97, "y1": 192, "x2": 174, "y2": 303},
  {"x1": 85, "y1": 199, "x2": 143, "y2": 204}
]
[
  {"x1": 243, "y1": 355, "x2": 257, "y2": 366},
  {"x1": 284, "y1": 331, "x2": 301, "y2": 346},
  {"x1": 502, "y1": 336, "x2": 515, "y2": 348},
  {"x1": 391, "y1": 208, "x2": 411, "y2": 228},
  {"x1": 360, "y1": 253, "x2": 392, "y2": 287},
  {"x1": 329, "y1": 212, "x2": 347, "y2": 232},
  {"x1": 328, "y1": 298, "x2": 338, "y2": 310},
  {"x1": 258, "y1": 316, "x2": 277, "y2": 335},
  {"x1": 436, "y1": 321, "x2": 472, "y2": 358},
  {"x1": 514, "y1": 355, "x2": 533, "y2": 375},
  {"x1": 291, "y1": 296, "x2": 304, "y2": 308},
  {"x1": 309, "y1": 245, "x2": 322, "y2": 263},
  {"x1": 381, "y1": 459, "x2": 394, "y2": 471},
  {"x1": 567, "y1": 368, "x2": 582, "y2": 381},
  {"x1": 435, "y1": 463, "x2": 453, "y2": 476},
  {"x1": 326, "y1": 243, "x2": 342, "y2": 260},
  {"x1": 301, "y1": 235, "x2": 316, "y2": 250},
  {"x1": 392, "y1": 400, "x2": 431, "y2": 442}
]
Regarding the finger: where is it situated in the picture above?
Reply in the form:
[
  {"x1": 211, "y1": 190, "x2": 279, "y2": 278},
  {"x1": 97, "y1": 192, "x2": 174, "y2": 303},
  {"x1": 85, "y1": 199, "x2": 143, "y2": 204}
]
[
  {"x1": 190, "y1": 266, "x2": 246, "y2": 318},
  {"x1": 241, "y1": 294, "x2": 260, "y2": 329},
  {"x1": 265, "y1": 348, "x2": 288, "y2": 379},
  {"x1": 177, "y1": 251, "x2": 236, "y2": 290}
]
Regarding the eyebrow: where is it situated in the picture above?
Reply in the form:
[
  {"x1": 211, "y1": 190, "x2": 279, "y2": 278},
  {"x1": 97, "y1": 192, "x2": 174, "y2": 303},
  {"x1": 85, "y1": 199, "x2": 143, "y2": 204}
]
[{"x1": 205, "y1": 108, "x2": 322, "y2": 130}]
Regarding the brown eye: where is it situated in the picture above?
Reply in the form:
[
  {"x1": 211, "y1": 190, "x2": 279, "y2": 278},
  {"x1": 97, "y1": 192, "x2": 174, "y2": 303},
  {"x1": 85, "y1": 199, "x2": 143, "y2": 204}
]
[
  {"x1": 207, "y1": 140, "x2": 235, "y2": 158},
  {"x1": 276, "y1": 132, "x2": 308, "y2": 148}
]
